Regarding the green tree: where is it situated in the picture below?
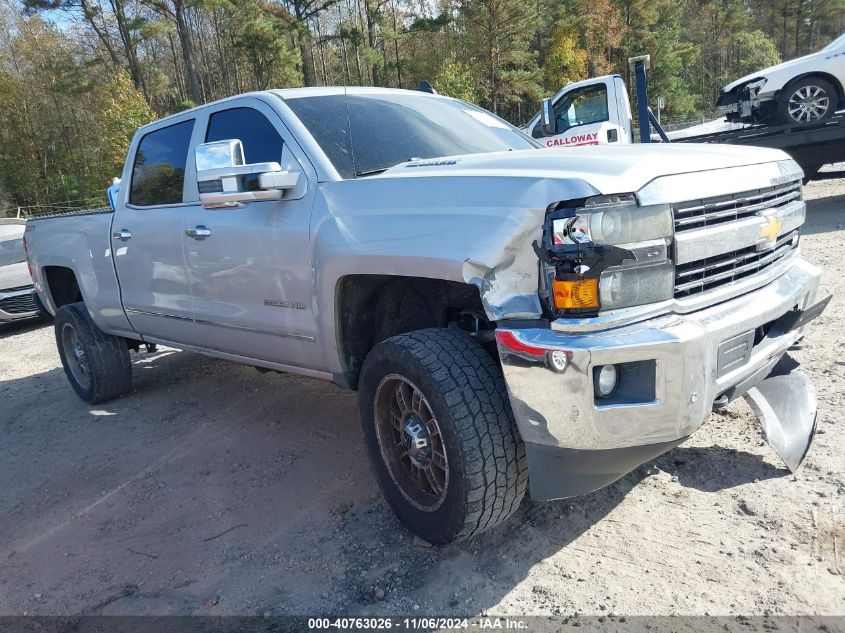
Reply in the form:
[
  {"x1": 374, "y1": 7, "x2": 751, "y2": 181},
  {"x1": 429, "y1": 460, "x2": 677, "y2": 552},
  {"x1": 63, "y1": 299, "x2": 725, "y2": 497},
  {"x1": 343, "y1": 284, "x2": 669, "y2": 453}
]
[
  {"x1": 458, "y1": 0, "x2": 544, "y2": 118},
  {"x1": 543, "y1": 24, "x2": 587, "y2": 89},
  {"x1": 731, "y1": 29, "x2": 781, "y2": 78},
  {"x1": 432, "y1": 58, "x2": 478, "y2": 102}
]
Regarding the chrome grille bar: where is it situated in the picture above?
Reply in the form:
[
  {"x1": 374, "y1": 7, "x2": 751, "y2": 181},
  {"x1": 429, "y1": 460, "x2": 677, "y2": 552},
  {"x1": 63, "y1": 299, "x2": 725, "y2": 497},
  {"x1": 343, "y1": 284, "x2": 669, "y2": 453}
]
[
  {"x1": 0, "y1": 292, "x2": 37, "y2": 314},
  {"x1": 676, "y1": 231, "x2": 797, "y2": 280},
  {"x1": 674, "y1": 230, "x2": 797, "y2": 296},
  {"x1": 674, "y1": 182, "x2": 801, "y2": 231}
]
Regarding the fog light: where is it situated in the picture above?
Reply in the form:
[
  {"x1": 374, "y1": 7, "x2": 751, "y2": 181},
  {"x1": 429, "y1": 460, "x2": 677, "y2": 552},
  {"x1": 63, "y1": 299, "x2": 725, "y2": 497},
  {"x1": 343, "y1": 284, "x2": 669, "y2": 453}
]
[{"x1": 595, "y1": 364, "x2": 618, "y2": 397}]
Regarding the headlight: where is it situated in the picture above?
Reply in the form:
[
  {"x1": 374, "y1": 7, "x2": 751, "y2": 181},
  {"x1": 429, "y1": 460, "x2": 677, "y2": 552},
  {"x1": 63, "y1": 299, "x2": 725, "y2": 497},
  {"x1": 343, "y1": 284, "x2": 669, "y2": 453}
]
[
  {"x1": 552, "y1": 196, "x2": 672, "y2": 246},
  {"x1": 744, "y1": 78, "x2": 767, "y2": 95},
  {"x1": 545, "y1": 194, "x2": 675, "y2": 313},
  {"x1": 598, "y1": 261, "x2": 674, "y2": 310}
]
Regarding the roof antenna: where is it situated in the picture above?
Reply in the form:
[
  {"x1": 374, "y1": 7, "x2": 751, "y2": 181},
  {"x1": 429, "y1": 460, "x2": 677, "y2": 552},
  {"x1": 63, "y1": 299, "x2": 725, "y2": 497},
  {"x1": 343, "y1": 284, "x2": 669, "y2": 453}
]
[{"x1": 416, "y1": 80, "x2": 437, "y2": 94}]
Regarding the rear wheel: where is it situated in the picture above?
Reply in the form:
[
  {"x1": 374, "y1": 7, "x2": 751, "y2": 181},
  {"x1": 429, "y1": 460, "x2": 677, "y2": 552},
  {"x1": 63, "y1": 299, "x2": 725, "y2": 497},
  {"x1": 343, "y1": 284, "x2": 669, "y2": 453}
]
[
  {"x1": 55, "y1": 302, "x2": 132, "y2": 404},
  {"x1": 358, "y1": 328, "x2": 528, "y2": 544},
  {"x1": 777, "y1": 77, "x2": 836, "y2": 126}
]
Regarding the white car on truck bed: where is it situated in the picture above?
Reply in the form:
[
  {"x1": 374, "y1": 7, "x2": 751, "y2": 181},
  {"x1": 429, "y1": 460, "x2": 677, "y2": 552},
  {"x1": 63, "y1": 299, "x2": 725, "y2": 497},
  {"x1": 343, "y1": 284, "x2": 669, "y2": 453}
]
[
  {"x1": 718, "y1": 33, "x2": 845, "y2": 126},
  {"x1": 24, "y1": 87, "x2": 829, "y2": 543}
]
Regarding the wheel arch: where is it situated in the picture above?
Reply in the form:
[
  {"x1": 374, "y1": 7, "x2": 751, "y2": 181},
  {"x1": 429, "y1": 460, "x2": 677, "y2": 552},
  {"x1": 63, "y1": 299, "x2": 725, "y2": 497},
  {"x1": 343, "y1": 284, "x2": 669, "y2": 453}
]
[
  {"x1": 42, "y1": 266, "x2": 83, "y2": 313},
  {"x1": 778, "y1": 72, "x2": 844, "y2": 104},
  {"x1": 335, "y1": 274, "x2": 488, "y2": 390}
]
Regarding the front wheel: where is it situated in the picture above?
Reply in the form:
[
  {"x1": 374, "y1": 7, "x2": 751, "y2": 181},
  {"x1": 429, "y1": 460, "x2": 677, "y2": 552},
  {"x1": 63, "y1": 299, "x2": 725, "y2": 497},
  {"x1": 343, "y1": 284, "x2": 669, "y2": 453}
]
[
  {"x1": 358, "y1": 328, "x2": 528, "y2": 544},
  {"x1": 777, "y1": 77, "x2": 836, "y2": 126},
  {"x1": 54, "y1": 302, "x2": 132, "y2": 404}
]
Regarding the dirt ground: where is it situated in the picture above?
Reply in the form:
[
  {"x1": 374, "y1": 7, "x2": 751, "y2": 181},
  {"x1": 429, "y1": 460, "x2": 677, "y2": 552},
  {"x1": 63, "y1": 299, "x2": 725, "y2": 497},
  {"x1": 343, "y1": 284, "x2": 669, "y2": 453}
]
[{"x1": 1, "y1": 169, "x2": 843, "y2": 619}]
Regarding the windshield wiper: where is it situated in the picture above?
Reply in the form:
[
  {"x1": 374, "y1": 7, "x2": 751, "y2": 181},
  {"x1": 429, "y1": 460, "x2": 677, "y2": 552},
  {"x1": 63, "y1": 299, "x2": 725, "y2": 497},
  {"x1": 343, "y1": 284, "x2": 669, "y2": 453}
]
[{"x1": 354, "y1": 167, "x2": 390, "y2": 178}]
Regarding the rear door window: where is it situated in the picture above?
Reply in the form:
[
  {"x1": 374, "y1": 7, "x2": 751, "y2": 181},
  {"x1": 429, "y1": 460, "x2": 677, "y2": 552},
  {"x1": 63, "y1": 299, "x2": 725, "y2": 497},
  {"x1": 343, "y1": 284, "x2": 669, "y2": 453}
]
[
  {"x1": 205, "y1": 107, "x2": 284, "y2": 164},
  {"x1": 129, "y1": 119, "x2": 195, "y2": 206}
]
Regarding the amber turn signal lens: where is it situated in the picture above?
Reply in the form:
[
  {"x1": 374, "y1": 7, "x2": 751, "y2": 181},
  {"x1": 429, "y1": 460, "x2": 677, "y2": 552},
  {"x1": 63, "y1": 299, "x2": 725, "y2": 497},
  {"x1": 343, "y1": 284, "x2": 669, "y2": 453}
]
[{"x1": 552, "y1": 278, "x2": 600, "y2": 310}]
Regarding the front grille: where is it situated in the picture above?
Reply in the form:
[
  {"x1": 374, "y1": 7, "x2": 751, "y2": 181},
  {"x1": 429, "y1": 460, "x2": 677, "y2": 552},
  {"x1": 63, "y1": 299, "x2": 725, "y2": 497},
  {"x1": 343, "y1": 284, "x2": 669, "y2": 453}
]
[
  {"x1": 671, "y1": 179, "x2": 802, "y2": 298},
  {"x1": 675, "y1": 230, "x2": 798, "y2": 297},
  {"x1": 0, "y1": 285, "x2": 33, "y2": 293},
  {"x1": 0, "y1": 291, "x2": 37, "y2": 314},
  {"x1": 673, "y1": 182, "x2": 801, "y2": 232}
]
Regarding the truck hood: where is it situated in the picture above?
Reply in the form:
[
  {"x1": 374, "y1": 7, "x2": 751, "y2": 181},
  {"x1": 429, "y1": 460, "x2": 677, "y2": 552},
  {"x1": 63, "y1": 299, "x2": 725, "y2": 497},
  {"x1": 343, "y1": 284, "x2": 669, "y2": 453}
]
[
  {"x1": 378, "y1": 143, "x2": 791, "y2": 195},
  {"x1": 722, "y1": 51, "x2": 823, "y2": 93}
]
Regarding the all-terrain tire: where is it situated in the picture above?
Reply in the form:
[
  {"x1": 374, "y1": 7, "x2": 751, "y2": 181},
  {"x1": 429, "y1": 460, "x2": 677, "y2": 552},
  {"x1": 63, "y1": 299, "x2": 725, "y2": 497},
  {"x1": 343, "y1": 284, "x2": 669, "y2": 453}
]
[
  {"x1": 54, "y1": 302, "x2": 132, "y2": 404},
  {"x1": 358, "y1": 327, "x2": 528, "y2": 544}
]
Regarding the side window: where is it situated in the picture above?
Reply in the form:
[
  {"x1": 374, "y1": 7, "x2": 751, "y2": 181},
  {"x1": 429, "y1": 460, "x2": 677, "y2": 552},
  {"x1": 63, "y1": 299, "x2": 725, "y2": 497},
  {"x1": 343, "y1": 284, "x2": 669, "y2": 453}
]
[
  {"x1": 553, "y1": 85, "x2": 609, "y2": 134},
  {"x1": 205, "y1": 107, "x2": 284, "y2": 164},
  {"x1": 129, "y1": 119, "x2": 195, "y2": 206}
]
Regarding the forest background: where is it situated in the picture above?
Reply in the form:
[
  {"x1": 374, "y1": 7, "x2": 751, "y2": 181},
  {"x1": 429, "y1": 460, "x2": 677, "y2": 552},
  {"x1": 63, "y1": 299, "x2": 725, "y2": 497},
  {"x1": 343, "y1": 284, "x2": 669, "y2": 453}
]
[{"x1": 0, "y1": 0, "x2": 842, "y2": 215}]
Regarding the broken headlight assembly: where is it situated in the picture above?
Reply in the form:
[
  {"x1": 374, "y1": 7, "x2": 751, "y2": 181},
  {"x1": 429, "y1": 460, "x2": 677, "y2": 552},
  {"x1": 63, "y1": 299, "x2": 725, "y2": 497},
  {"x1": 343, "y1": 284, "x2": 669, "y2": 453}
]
[{"x1": 535, "y1": 194, "x2": 674, "y2": 315}]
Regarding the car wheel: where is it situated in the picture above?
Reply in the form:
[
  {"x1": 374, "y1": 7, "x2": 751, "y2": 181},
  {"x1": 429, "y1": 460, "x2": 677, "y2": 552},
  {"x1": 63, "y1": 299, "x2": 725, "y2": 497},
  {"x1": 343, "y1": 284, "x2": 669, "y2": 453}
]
[
  {"x1": 358, "y1": 328, "x2": 528, "y2": 544},
  {"x1": 54, "y1": 302, "x2": 132, "y2": 404},
  {"x1": 777, "y1": 77, "x2": 836, "y2": 126}
]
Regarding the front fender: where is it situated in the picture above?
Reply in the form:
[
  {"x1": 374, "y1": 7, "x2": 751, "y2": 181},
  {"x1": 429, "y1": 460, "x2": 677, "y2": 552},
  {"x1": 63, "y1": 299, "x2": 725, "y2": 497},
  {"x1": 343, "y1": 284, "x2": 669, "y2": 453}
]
[{"x1": 309, "y1": 175, "x2": 599, "y2": 375}]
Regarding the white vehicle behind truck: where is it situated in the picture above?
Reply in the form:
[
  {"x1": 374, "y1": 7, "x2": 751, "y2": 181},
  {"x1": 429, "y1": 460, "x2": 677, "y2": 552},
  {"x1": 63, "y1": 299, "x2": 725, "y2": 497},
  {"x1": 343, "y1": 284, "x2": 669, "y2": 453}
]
[
  {"x1": 0, "y1": 218, "x2": 45, "y2": 323},
  {"x1": 24, "y1": 87, "x2": 829, "y2": 543}
]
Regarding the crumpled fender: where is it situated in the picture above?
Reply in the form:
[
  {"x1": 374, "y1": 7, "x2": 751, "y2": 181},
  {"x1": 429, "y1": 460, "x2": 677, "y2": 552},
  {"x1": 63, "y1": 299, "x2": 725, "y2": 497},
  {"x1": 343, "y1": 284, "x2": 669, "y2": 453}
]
[
  {"x1": 313, "y1": 174, "x2": 600, "y2": 331},
  {"x1": 462, "y1": 207, "x2": 547, "y2": 320}
]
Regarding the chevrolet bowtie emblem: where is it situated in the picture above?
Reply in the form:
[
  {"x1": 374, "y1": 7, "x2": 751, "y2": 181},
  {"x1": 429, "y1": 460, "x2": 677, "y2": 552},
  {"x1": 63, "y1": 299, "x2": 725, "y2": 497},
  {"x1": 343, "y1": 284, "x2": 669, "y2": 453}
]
[{"x1": 759, "y1": 215, "x2": 783, "y2": 246}]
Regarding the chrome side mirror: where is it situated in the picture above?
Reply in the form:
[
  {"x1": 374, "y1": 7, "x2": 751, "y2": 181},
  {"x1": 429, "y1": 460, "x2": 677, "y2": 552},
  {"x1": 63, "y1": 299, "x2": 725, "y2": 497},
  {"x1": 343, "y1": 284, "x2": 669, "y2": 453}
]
[
  {"x1": 195, "y1": 139, "x2": 300, "y2": 209},
  {"x1": 196, "y1": 139, "x2": 245, "y2": 171}
]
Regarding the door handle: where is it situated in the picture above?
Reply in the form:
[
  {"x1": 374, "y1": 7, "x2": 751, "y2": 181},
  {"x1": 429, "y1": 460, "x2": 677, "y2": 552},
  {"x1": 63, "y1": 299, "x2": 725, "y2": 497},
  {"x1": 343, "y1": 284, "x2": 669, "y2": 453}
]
[
  {"x1": 185, "y1": 226, "x2": 212, "y2": 240},
  {"x1": 112, "y1": 229, "x2": 132, "y2": 241}
]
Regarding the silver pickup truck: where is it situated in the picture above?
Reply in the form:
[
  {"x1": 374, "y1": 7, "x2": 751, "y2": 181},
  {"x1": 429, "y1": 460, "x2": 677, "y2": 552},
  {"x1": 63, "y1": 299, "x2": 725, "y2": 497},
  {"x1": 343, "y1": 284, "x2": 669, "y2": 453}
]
[{"x1": 24, "y1": 87, "x2": 829, "y2": 544}]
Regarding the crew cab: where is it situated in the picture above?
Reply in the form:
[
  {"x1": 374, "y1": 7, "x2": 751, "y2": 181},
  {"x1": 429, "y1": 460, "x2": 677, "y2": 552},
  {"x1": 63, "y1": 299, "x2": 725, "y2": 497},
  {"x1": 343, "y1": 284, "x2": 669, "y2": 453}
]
[{"x1": 24, "y1": 87, "x2": 828, "y2": 543}]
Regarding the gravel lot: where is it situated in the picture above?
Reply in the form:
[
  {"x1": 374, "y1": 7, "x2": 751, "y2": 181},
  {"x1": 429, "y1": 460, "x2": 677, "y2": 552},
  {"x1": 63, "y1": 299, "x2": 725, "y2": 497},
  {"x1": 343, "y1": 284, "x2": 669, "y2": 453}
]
[{"x1": 0, "y1": 169, "x2": 843, "y2": 619}]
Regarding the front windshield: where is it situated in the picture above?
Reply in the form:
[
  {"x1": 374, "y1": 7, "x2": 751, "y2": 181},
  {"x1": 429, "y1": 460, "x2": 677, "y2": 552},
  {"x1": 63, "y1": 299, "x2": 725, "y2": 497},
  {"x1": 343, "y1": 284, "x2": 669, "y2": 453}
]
[
  {"x1": 823, "y1": 33, "x2": 845, "y2": 51},
  {"x1": 0, "y1": 237, "x2": 25, "y2": 267},
  {"x1": 285, "y1": 93, "x2": 539, "y2": 178}
]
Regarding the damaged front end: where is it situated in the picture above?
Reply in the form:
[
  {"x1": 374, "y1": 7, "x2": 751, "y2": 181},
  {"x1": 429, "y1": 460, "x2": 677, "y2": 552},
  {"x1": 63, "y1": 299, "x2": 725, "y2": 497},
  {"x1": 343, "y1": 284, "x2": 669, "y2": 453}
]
[
  {"x1": 745, "y1": 360, "x2": 817, "y2": 473},
  {"x1": 486, "y1": 168, "x2": 829, "y2": 501},
  {"x1": 718, "y1": 77, "x2": 774, "y2": 124}
]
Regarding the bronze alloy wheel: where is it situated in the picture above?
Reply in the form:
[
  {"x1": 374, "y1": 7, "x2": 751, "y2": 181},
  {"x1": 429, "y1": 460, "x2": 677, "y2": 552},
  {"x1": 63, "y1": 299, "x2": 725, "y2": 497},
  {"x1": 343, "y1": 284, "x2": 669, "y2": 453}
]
[
  {"x1": 61, "y1": 322, "x2": 91, "y2": 391},
  {"x1": 373, "y1": 374, "x2": 449, "y2": 511}
]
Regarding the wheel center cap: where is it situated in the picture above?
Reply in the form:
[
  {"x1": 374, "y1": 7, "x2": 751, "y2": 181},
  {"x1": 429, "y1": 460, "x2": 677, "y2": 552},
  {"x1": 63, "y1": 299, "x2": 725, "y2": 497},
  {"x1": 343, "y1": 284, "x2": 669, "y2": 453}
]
[{"x1": 401, "y1": 416, "x2": 432, "y2": 466}]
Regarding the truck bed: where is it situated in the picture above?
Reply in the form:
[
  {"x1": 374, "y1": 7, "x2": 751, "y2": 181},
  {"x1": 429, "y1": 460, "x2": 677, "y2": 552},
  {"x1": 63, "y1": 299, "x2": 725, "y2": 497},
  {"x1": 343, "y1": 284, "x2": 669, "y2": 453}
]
[
  {"x1": 673, "y1": 113, "x2": 845, "y2": 179},
  {"x1": 23, "y1": 208, "x2": 123, "y2": 329}
]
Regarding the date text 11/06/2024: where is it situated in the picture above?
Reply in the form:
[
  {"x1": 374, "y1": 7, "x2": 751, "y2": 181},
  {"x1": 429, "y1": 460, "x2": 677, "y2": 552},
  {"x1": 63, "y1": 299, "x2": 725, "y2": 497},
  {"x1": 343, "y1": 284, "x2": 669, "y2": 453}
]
[{"x1": 307, "y1": 617, "x2": 529, "y2": 630}]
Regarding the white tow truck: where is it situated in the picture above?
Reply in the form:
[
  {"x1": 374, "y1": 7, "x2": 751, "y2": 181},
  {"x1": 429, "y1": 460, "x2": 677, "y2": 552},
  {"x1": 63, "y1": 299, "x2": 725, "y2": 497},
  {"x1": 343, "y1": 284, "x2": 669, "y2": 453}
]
[{"x1": 526, "y1": 67, "x2": 845, "y2": 181}]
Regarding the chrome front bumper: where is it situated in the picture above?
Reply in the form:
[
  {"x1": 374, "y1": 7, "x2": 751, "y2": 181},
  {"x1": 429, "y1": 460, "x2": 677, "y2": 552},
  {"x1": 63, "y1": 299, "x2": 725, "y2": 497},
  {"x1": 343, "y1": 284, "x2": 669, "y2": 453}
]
[{"x1": 496, "y1": 257, "x2": 824, "y2": 499}]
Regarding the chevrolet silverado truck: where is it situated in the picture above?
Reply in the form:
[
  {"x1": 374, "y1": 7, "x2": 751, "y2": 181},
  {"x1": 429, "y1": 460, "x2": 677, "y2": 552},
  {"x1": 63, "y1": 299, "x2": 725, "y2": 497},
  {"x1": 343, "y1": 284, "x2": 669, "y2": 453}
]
[{"x1": 24, "y1": 87, "x2": 830, "y2": 544}]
